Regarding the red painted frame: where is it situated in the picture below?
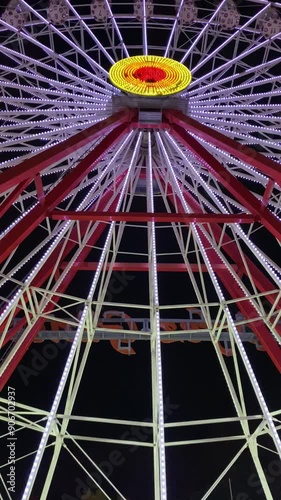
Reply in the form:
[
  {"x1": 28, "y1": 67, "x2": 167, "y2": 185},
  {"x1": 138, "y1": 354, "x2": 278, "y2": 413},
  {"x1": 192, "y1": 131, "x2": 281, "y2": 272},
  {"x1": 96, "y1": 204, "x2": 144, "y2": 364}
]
[
  {"x1": 164, "y1": 110, "x2": 281, "y2": 186},
  {"x1": 0, "y1": 109, "x2": 136, "y2": 195},
  {"x1": 0, "y1": 123, "x2": 129, "y2": 265},
  {"x1": 1, "y1": 106, "x2": 281, "y2": 386},
  {"x1": 51, "y1": 211, "x2": 256, "y2": 224}
]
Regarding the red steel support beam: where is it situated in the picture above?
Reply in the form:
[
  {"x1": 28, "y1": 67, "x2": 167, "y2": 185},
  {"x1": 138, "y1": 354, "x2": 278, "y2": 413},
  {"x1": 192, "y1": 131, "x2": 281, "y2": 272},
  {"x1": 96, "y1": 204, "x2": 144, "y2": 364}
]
[
  {"x1": 0, "y1": 109, "x2": 136, "y2": 195},
  {"x1": 165, "y1": 184, "x2": 281, "y2": 311},
  {"x1": 34, "y1": 174, "x2": 45, "y2": 204},
  {"x1": 197, "y1": 227, "x2": 281, "y2": 372},
  {"x1": 169, "y1": 123, "x2": 281, "y2": 242},
  {"x1": 0, "y1": 123, "x2": 129, "y2": 265},
  {"x1": 162, "y1": 184, "x2": 281, "y2": 370},
  {"x1": 51, "y1": 211, "x2": 256, "y2": 224},
  {"x1": 164, "y1": 110, "x2": 281, "y2": 186},
  {"x1": 0, "y1": 178, "x2": 124, "y2": 388},
  {"x1": 0, "y1": 179, "x2": 31, "y2": 219},
  {"x1": 262, "y1": 179, "x2": 275, "y2": 208},
  {"x1": 0, "y1": 180, "x2": 124, "y2": 346}
]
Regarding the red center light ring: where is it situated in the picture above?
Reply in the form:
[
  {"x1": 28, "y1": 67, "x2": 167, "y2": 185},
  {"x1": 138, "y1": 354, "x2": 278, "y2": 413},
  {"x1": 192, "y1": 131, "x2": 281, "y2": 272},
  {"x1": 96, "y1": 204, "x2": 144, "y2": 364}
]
[{"x1": 133, "y1": 66, "x2": 167, "y2": 83}]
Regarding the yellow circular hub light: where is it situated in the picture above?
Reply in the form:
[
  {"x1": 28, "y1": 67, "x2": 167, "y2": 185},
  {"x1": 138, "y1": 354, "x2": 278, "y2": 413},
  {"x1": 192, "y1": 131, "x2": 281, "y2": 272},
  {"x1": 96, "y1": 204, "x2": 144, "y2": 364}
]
[{"x1": 109, "y1": 55, "x2": 192, "y2": 96}]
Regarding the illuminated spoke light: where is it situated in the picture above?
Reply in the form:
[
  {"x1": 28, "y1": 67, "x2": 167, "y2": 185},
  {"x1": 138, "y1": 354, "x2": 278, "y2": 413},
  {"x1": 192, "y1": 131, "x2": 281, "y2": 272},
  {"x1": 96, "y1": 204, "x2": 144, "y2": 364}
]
[{"x1": 1, "y1": 2, "x2": 281, "y2": 499}]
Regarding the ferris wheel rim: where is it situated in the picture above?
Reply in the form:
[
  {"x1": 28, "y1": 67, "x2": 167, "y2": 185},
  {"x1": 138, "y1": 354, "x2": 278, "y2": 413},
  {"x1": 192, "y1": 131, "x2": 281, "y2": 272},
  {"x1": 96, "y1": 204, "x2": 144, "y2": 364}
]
[{"x1": 1, "y1": 2, "x2": 281, "y2": 499}]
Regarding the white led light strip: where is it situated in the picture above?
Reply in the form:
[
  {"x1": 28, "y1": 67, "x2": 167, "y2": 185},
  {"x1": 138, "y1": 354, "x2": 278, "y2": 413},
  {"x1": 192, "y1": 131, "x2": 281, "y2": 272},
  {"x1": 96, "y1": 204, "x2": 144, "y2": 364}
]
[
  {"x1": 147, "y1": 131, "x2": 167, "y2": 500},
  {"x1": 157, "y1": 131, "x2": 281, "y2": 459},
  {"x1": 21, "y1": 131, "x2": 140, "y2": 499},
  {"x1": 0, "y1": 132, "x2": 134, "y2": 326},
  {"x1": 165, "y1": 132, "x2": 281, "y2": 287}
]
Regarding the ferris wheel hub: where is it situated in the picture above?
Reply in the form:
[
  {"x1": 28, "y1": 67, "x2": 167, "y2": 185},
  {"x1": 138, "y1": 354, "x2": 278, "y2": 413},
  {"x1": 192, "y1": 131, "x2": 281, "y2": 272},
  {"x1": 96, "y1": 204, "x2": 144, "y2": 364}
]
[
  {"x1": 111, "y1": 94, "x2": 189, "y2": 125},
  {"x1": 109, "y1": 55, "x2": 192, "y2": 97}
]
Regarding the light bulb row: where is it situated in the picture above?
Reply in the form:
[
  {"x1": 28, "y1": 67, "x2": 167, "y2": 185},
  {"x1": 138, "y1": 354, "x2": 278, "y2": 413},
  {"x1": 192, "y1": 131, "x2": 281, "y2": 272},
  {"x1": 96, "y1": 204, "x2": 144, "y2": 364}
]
[
  {"x1": 165, "y1": 131, "x2": 281, "y2": 288},
  {"x1": 188, "y1": 58, "x2": 281, "y2": 96},
  {"x1": 148, "y1": 131, "x2": 167, "y2": 500},
  {"x1": 0, "y1": 79, "x2": 110, "y2": 103},
  {"x1": 0, "y1": 62, "x2": 109, "y2": 99},
  {"x1": 192, "y1": 224, "x2": 281, "y2": 457},
  {"x1": 0, "y1": 113, "x2": 103, "y2": 131},
  {"x1": 0, "y1": 118, "x2": 101, "y2": 145},
  {"x1": 191, "y1": 75, "x2": 281, "y2": 101}
]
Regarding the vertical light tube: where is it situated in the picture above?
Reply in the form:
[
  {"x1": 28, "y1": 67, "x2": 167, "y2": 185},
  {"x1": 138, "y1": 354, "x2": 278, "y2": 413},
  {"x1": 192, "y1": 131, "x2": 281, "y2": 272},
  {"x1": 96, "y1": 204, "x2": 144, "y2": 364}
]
[
  {"x1": 147, "y1": 131, "x2": 167, "y2": 500},
  {"x1": 21, "y1": 132, "x2": 142, "y2": 499},
  {"x1": 142, "y1": 0, "x2": 148, "y2": 55},
  {"x1": 164, "y1": 0, "x2": 186, "y2": 58},
  {"x1": 157, "y1": 131, "x2": 281, "y2": 460}
]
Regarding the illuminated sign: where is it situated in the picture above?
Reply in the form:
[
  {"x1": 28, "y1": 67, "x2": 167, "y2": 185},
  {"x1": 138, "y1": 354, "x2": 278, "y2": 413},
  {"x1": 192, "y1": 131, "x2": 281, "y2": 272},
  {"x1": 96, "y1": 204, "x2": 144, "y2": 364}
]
[
  {"x1": 109, "y1": 55, "x2": 192, "y2": 96},
  {"x1": 6, "y1": 309, "x2": 263, "y2": 357}
]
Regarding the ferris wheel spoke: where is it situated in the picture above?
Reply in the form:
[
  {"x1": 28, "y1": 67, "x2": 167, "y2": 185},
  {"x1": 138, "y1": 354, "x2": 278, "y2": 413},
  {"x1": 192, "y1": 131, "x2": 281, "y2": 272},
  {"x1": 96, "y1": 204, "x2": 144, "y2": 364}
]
[
  {"x1": 199, "y1": 125, "x2": 281, "y2": 154},
  {"x1": 191, "y1": 76, "x2": 281, "y2": 102},
  {"x1": 160, "y1": 132, "x2": 233, "y2": 214},
  {"x1": 164, "y1": 0, "x2": 185, "y2": 58},
  {"x1": 190, "y1": 115, "x2": 281, "y2": 139},
  {"x1": 154, "y1": 142, "x2": 210, "y2": 312},
  {"x1": 164, "y1": 130, "x2": 256, "y2": 216},
  {"x1": 0, "y1": 119, "x2": 107, "y2": 153},
  {"x1": 104, "y1": 0, "x2": 129, "y2": 59},
  {"x1": 0, "y1": 44, "x2": 111, "y2": 96},
  {"x1": 189, "y1": 120, "x2": 281, "y2": 149},
  {"x1": 142, "y1": 0, "x2": 148, "y2": 55},
  {"x1": 187, "y1": 53, "x2": 281, "y2": 97},
  {"x1": 190, "y1": 29, "x2": 281, "y2": 90},
  {"x1": 0, "y1": 63, "x2": 105, "y2": 99},
  {"x1": 0, "y1": 136, "x2": 127, "y2": 262},
  {"x1": 190, "y1": 102, "x2": 281, "y2": 113},
  {"x1": 161, "y1": 157, "x2": 281, "y2": 356},
  {"x1": 20, "y1": 0, "x2": 113, "y2": 77},
  {"x1": 194, "y1": 140, "x2": 270, "y2": 187},
  {"x1": 0, "y1": 115, "x2": 102, "y2": 139},
  {"x1": 0, "y1": 110, "x2": 133, "y2": 195},
  {"x1": 0, "y1": 56, "x2": 111, "y2": 106},
  {"x1": 63, "y1": 0, "x2": 115, "y2": 65},
  {"x1": 190, "y1": 4, "x2": 270, "y2": 79},
  {"x1": 190, "y1": 110, "x2": 281, "y2": 123},
  {"x1": 165, "y1": 158, "x2": 250, "y2": 216},
  {"x1": 0, "y1": 166, "x2": 130, "y2": 354},
  {"x1": 0, "y1": 112, "x2": 104, "y2": 135},
  {"x1": 164, "y1": 129, "x2": 281, "y2": 292},
  {"x1": 0, "y1": 78, "x2": 110, "y2": 106},
  {"x1": 166, "y1": 125, "x2": 281, "y2": 242},
  {"x1": 0, "y1": 21, "x2": 115, "y2": 94},
  {"x1": 180, "y1": 0, "x2": 228, "y2": 65}
]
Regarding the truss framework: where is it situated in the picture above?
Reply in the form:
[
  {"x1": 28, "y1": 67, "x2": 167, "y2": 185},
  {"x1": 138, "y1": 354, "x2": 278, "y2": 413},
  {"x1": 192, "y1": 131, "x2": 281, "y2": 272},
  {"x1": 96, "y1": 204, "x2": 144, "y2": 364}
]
[
  {"x1": 0, "y1": 108, "x2": 281, "y2": 499},
  {"x1": 0, "y1": 1, "x2": 281, "y2": 497}
]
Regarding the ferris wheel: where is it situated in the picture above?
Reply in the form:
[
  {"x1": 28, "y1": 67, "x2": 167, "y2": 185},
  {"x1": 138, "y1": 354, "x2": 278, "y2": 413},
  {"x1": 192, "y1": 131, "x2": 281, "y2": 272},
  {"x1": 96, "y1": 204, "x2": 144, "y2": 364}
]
[{"x1": 0, "y1": 0, "x2": 281, "y2": 498}]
